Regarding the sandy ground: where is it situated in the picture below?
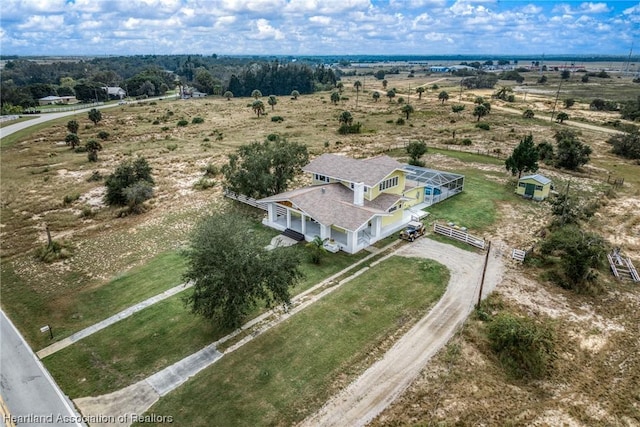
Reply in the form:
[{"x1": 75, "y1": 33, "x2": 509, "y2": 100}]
[{"x1": 300, "y1": 237, "x2": 504, "y2": 427}]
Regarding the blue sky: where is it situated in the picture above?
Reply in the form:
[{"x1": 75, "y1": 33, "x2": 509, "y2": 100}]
[{"x1": 0, "y1": 0, "x2": 638, "y2": 56}]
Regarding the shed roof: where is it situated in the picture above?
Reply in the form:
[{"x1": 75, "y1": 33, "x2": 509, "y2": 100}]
[
  {"x1": 302, "y1": 154, "x2": 406, "y2": 187},
  {"x1": 519, "y1": 174, "x2": 551, "y2": 185},
  {"x1": 260, "y1": 183, "x2": 400, "y2": 231}
]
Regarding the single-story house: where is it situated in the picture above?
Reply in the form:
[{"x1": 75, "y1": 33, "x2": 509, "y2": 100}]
[
  {"x1": 102, "y1": 87, "x2": 127, "y2": 99},
  {"x1": 38, "y1": 95, "x2": 77, "y2": 105},
  {"x1": 259, "y1": 154, "x2": 464, "y2": 254},
  {"x1": 516, "y1": 174, "x2": 552, "y2": 201},
  {"x1": 429, "y1": 66, "x2": 450, "y2": 73}
]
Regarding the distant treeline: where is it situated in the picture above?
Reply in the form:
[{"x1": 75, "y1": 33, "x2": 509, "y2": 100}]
[{"x1": 0, "y1": 55, "x2": 337, "y2": 109}]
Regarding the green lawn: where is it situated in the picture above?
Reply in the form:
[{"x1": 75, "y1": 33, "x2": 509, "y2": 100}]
[
  {"x1": 136, "y1": 256, "x2": 448, "y2": 427},
  {"x1": 44, "y1": 246, "x2": 368, "y2": 397}
]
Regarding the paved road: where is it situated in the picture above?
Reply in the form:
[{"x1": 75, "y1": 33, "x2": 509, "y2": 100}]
[
  {"x1": 0, "y1": 310, "x2": 85, "y2": 427},
  {"x1": 0, "y1": 95, "x2": 178, "y2": 141},
  {"x1": 301, "y1": 238, "x2": 504, "y2": 427}
]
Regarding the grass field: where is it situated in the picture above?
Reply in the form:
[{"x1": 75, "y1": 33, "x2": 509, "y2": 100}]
[{"x1": 134, "y1": 256, "x2": 448, "y2": 427}]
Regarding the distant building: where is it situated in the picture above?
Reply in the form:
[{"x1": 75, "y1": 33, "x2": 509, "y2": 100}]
[
  {"x1": 429, "y1": 66, "x2": 450, "y2": 73},
  {"x1": 38, "y1": 95, "x2": 77, "y2": 106},
  {"x1": 102, "y1": 87, "x2": 127, "y2": 99}
]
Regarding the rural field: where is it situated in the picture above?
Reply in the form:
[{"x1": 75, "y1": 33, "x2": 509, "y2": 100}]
[{"x1": 1, "y1": 66, "x2": 639, "y2": 426}]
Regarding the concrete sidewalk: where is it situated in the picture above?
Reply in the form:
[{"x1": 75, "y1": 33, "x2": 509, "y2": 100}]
[{"x1": 37, "y1": 282, "x2": 193, "y2": 359}]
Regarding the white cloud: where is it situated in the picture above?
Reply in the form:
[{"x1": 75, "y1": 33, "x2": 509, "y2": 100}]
[
  {"x1": 309, "y1": 15, "x2": 332, "y2": 25},
  {"x1": 17, "y1": 15, "x2": 65, "y2": 31},
  {"x1": 579, "y1": 2, "x2": 611, "y2": 14},
  {"x1": 248, "y1": 18, "x2": 284, "y2": 40}
]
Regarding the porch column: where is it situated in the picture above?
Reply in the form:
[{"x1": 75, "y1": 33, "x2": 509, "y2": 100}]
[
  {"x1": 286, "y1": 209, "x2": 291, "y2": 228},
  {"x1": 374, "y1": 217, "x2": 382, "y2": 238},
  {"x1": 348, "y1": 230, "x2": 358, "y2": 252},
  {"x1": 267, "y1": 203, "x2": 276, "y2": 223},
  {"x1": 320, "y1": 224, "x2": 330, "y2": 240},
  {"x1": 301, "y1": 213, "x2": 306, "y2": 235}
]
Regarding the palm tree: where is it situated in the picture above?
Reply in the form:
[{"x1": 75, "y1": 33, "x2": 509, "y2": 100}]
[
  {"x1": 438, "y1": 91, "x2": 449, "y2": 104},
  {"x1": 268, "y1": 95, "x2": 277, "y2": 111},
  {"x1": 338, "y1": 111, "x2": 353, "y2": 126},
  {"x1": 473, "y1": 104, "x2": 489, "y2": 122},
  {"x1": 291, "y1": 90, "x2": 300, "y2": 100},
  {"x1": 416, "y1": 87, "x2": 425, "y2": 99},
  {"x1": 330, "y1": 91, "x2": 341, "y2": 105},
  {"x1": 336, "y1": 82, "x2": 344, "y2": 93},
  {"x1": 223, "y1": 91, "x2": 233, "y2": 101},
  {"x1": 474, "y1": 96, "x2": 485, "y2": 105},
  {"x1": 354, "y1": 80, "x2": 362, "y2": 108},
  {"x1": 251, "y1": 89, "x2": 262, "y2": 99},
  {"x1": 306, "y1": 236, "x2": 327, "y2": 264},
  {"x1": 372, "y1": 91, "x2": 380, "y2": 102},
  {"x1": 556, "y1": 111, "x2": 569, "y2": 123},
  {"x1": 523, "y1": 109, "x2": 535, "y2": 119},
  {"x1": 85, "y1": 139, "x2": 102, "y2": 162},
  {"x1": 252, "y1": 100, "x2": 265, "y2": 117},
  {"x1": 401, "y1": 104, "x2": 414, "y2": 120}
]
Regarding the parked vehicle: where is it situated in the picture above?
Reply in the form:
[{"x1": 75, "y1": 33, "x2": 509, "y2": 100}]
[{"x1": 399, "y1": 221, "x2": 426, "y2": 242}]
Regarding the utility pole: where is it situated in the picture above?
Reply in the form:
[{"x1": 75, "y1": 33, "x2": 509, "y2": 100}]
[
  {"x1": 476, "y1": 240, "x2": 492, "y2": 309},
  {"x1": 550, "y1": 77, "x2": 563, "y2": 122}
]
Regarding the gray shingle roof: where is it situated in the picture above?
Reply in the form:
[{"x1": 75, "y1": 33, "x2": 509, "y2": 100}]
[
  {"x1": 302, "y1": 154, "x2": 405, "y2": 187},
  {"x1": 260, "y1": 183, "x2": 401, "y2": 231}
]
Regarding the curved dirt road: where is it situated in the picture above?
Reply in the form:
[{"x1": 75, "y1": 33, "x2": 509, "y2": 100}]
[{"x1": 301, "y1": 238, "x2": 504, "y2": 427}]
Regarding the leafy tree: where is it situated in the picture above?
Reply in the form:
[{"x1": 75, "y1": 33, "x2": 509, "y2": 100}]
[
  {"x1": 537, "y1": 75, "x2": 548, "y2": 84},
  {"x1": 382, "y1": 79, "x2": 388, "y2": 89},
  {"x1": 438, "y1": 91, "x2": 449, "y2": 104},
  {"x1": 554, "y1": 129, "x2": 591, "y2": 170},
  {"x1": 374, "y1": 70, "x2": 385, "y2": 80},
  {"x1": 406, "y1": 140, "x2": 427, "y2": 166},
  {"x1": 252, "y1": 99, "x2": 265, "y2": 117},
  {"x1": 251, "y1": 89, "x2": 262, "y2": 99},
  {"x1": 386, "y1": 90, "x2": 396, "y2": 102},
  {"x1": 223, "y1": 91, "x2": 233, "y2": 100},
  {"x1": 451, "y1": 104, "x2": 465, "y2": 115},
  {"x1": 401, "y1": 104, "x2": 414, "y2": 120},
  {"x1": 555, "y1": 111, "x2": 569, "y2": 123},
  {"x1": 291, "y1": 90, "x2": 300, "y2": 100},
  {"x1": 67, "y1": 120, "x2": 79, "y2": 134},
  {"x1": 473, "y1": 104, "x2": 489, "y2": 121},
  {"x1": 330, "y1": 91, "x2": 340, "y2": 105},
  {"x1": 306, "y1": 236, "x2": 328, "y2": 264},
  {"x1": 336, "y1": 82, "x2": 344, "y2": 93},
  {"x1": 540, "y1": 225, "x2": 607, "y2": 292},
  {"x1": 493, "y1": 86, "x2": 513, "y2": 101},
  {"x1": 561, "y1": 70, "x2": 571, "y2": 80},
  {"x1": 416, "y1": 86, "x2": 425, "y2": 99},
  {"x1": 65, "y1": 133, "x2": 80, "y2": 149},
  {"x1": 590, "y1": 98, "x2": 606, "y2": 110},
  {"x1": 505, "y1": 134, "x2": 539, "y2": 178},
  {"x1": 620, "y1": 96, "x2": 640, "y2": 121},
  {"x1": 85, "y1": 139, "x2": 102, "y2": 162},
  {"x1": 608, "y1": 125, "x2": 640, "y2": 159},
  {"x1": 537, "y1": 142, "x2": 555, "y2": 164},
  {"x1": 522, "y1": 109, "x2": 535, "y2": 119},
  {"x1": 88, "y1": 108, "x2": 102, "y2": 126},
  {"x1": 222, "y1": 138, "x2": 308, "y2": 198},
  {"x1": 338, "y1": 110, "x2": 354, "y2": 126},
  {"x1": 581, "y1": 74, "x2": 589, "y2": 83},
  {"x1": 487, "y1": 313, "x2": 555, "y2": 379},
  {"x1": 123, "y1": 181, "x2": 154, "y2": 213},
  {"x1": 461, "y1": 74, "x2": 498, "y2": 89},
  {"x1": 184, "y1": 213, "x2": 303, "y2": 328},
  {"x1": 268, "y1": 95, "x2": 277, "y2": 111},
  {"x1": 372, "y1": 91, "x2": 380, "y2": 102},
  {"x1": 105, "y1": 157, "x2": 154, "y2": 207},
  {"x1": 474, "y1": 96, "x2": 485, "y2": 105},
  {"x1": 564, "y1": 98, "x2": 575, "y2": 108}
]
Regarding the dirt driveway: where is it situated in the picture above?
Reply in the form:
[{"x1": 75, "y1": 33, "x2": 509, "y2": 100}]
[{"x1": 300, "y1": 237, "x2": 504, "y2": 427}]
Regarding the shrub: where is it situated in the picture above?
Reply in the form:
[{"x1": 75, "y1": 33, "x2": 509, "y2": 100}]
[
  {"x1": 105, "y1": 157, "x2": 154, "y2": 207},
  {"x1": 271, "y1": 116, "x2": 284, "y2": 122},
  {"x1": 87, "y1": 171, "x2": 103, "y2": 182},
  {"x1": 395, "y1": 118, "x2": 405, "y2": 125},
  {"x1": 123, "y1": 181, "x2": 154, "y2": 214},
  {"x1": 461, "y1": 138, "x2": 472, "y2": 146},
  {"x1": 80, "y1": 206, "x2": 95, "y2": 218},
  {"x1": 522, "y1": 109, "x2": 535, "y2": 119},
  {"x1": 338, "y1": 122, "x2": 363, "y2": 134},
  {"x1": 152, "y1": 120, "x2": 160, "y2": 125},
  {"x1": 166, "y1": 143, "x2": 178, "y2": 151},
  {"x1": 202, "y1": 163, "x2": 218, "y2": 177},
  {"x1": 487, "y1": 313, "x2": 555, "y2": 379},
  {"x1": 34, "y1": 240, "x2": 72, "y2": 263},
  {"x1": 161, "y1": 126, "x2": 170, "y2": 131},
  {"x1": 192, "y1": 117, "x2": 204, "y2": 124},
  {"x1": 193, "y1": 177, "x2": 216, "y2": 190},
  {"x1": 177, "y1": 119, "x2": 188, "y2": 127},
  {"x1": 476, "y1": 122, "x2": 490, "y2": 130},
  {"x1": 63, "y1": 193, "x2": 80, "y2": 205},
  {"x1": 74, "y1": 146, "x2": 87, "y2": 153},
  {"x1": 97, "y1": 131, "x2": 109, "y2": 140}
]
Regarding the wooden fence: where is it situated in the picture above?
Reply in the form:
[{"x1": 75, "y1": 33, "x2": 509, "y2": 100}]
[
  {"x1": 224, "y1": 189, "x2": 267, "y2": 211},
  {"x1": 433, "y1": 222, "x2": 486, "y2": 249}
]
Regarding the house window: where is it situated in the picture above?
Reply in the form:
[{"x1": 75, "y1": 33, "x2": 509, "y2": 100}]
[
  {"x1": 388, "y1": 203, "x2": 402, "y2": 213},
  {"x1": 379, "y1": 176, "x2": 399, "y2": 191},
  {"x1": 315, "y1": 174, "x2": 329, "y2": 182},
  {"x1": 535, "y1": 185, "x2": 543, "y2": 191},
  {"x1": 364, "y1": 186, "x2": 369, "y2": 193},
  {"x1": 518, "y1": 182, "x2": 526, "y2": 188}
]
